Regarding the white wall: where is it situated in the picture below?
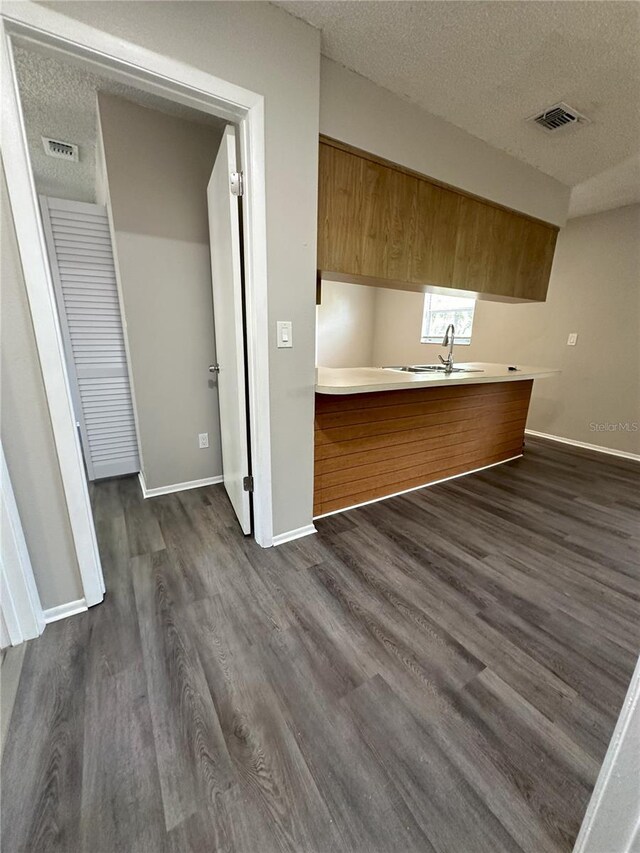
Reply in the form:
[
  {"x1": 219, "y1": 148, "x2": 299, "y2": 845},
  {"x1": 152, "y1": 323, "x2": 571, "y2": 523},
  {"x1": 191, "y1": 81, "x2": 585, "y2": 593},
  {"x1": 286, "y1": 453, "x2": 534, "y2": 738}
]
[
  {"x1": 98, "y1": 94, "x2": 224, "y2": 491},
  {"x1": 330, "y1": 205, "x2": 639, "y2": 455},
  {"x1": 317, "y1": 280, "x2": 377, "y2": 367},
  {"x1": 1, "y1": 166, "x2": 84, "y2": 609},
  {"x1": 39, "y1": 0, "x2": 321, "y2": 537},
  {"x1": 320, "y1": 57, "x2": 571, "y2": 226}
]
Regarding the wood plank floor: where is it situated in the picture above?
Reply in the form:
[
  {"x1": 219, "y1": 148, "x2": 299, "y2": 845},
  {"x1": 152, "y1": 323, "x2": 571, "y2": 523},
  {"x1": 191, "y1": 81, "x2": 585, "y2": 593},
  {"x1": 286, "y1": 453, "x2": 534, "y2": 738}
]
[{"x1": 2, "y1": 437, "x2": 639, "y2": 852}]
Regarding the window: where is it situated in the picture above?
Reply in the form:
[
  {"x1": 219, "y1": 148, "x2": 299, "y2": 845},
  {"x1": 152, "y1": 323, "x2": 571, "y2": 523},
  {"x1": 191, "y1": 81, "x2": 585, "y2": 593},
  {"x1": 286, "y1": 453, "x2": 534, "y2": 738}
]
[{"x1": 421, "y1": 293, "x2": 476, "y2": 345}]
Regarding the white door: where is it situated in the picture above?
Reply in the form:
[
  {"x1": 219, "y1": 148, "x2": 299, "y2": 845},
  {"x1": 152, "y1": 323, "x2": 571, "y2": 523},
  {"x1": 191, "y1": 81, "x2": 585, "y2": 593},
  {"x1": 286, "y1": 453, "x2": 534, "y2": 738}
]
[
  {"x1": 207, "y1": 126, "x2": 251, "y2": 534},
  {"x1": 40, "y1": 197, "x2": 140, "y2": 480}
]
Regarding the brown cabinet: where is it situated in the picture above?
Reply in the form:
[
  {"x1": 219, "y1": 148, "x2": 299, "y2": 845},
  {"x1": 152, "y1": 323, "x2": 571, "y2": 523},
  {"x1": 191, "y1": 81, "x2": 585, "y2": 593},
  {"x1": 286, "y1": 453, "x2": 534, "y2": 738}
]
[
  {"x1": 410, "y1": 179, "x2": 460, "y2": 288},
  {"x1": 317, "y1": 136, "x2": 559, "y2": 302}
]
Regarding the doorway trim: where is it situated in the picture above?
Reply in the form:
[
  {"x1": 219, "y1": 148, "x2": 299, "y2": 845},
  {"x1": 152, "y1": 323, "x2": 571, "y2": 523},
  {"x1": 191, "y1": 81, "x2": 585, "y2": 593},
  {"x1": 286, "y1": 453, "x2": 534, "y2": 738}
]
[
  {"x1": 0, "y1": 5, "x2": 275, "y2": 612},
  {"x1": 1, "y1": 443, "x2": 45, "y2": 647}
]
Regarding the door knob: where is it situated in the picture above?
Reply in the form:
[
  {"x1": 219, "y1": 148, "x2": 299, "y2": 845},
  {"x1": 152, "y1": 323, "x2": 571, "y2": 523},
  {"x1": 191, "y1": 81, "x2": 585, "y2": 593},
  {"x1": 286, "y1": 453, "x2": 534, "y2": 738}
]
[{"x1": 209, "y1": 364, "x2": 220, "y2": 373}]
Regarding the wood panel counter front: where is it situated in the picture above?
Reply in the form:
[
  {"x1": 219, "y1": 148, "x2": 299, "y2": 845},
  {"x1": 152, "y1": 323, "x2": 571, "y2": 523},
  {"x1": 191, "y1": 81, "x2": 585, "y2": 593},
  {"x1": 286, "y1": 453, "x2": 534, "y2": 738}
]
[{"x1": 314, "y1": 379, "x2": 534, "y2": 517}]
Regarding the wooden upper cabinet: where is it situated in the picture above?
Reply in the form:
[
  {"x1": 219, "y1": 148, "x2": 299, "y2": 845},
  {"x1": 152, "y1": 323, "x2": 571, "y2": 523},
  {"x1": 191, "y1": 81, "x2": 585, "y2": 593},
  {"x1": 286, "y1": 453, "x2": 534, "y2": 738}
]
[
  {"x1": 451, "y1": 196, "x2": 496, "y2": 295},
  {"x1": 515, "y1": 219, "x2": 558, "y2": 300},
  {"x1": 318, "y1": 136, "x2": 559, "y2": 302},
  {"x1": 410, "y1": 180, "x2": 460, "y2": 287},
  {"x1": 317, "y1": 144, "x2": 418, "y2": 282},
  {"x1": 360, "y1": 158, "x2": 417, "y2": 282},
  {"x1": 318, "y1": 143, "x2": 364, "y2": 275}
]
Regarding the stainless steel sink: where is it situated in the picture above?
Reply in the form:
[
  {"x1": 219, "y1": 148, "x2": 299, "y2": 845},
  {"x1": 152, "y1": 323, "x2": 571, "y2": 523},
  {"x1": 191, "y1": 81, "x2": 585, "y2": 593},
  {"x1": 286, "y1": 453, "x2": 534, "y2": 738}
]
[{"x1": 383, "y1": 365, "x2": 484, "y2": 374}]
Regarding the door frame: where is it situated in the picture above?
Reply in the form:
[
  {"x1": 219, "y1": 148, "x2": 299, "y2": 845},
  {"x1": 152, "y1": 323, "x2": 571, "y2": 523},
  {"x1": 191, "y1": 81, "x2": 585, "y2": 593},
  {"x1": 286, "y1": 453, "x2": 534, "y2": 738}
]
[
  {"x1": 1, "y1": 443, "x2": 45, "y2": 647},
  {"x1": 573, "y1": 653, "x2": 640, "y2": 853},
  {"x1": 0, "y1": 5, "x2": 275, "y2": 609}
]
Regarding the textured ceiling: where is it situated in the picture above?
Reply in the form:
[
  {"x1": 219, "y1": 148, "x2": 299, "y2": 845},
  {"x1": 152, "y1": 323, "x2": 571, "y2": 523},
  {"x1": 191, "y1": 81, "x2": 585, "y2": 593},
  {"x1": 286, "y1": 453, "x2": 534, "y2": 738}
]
[
  {"x1": 13, "y1": 42, "x2": 227, "y2": 203},
  {"x1": 568, "y1": 154, "x2": 640, "y2": 219},
  {"x1": 275, "y1": 0, "x2": 640, "y2": 216}
]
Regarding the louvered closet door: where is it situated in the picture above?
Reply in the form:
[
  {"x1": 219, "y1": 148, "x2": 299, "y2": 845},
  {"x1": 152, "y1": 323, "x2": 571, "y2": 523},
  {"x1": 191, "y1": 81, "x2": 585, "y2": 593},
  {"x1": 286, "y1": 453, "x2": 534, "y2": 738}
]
[{"x1": 40, "y1": 197, "x2": 140, "y2": 481}]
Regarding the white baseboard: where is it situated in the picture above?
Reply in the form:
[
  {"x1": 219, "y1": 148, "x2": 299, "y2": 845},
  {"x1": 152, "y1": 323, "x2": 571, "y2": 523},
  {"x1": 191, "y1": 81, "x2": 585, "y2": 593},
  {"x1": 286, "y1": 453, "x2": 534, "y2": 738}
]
[
  {"x1": 272, "y1": 524, "x2": 317, "y2": 547},
  {"x1": 314, "y1": 454, "x2": 523, "y2": 520},
  {"x1": 43, "y1": 598, "x2": 88, "y2": 624},
  {"x1": 138, "y1": 471, "x2": 224, "y2": 499},
  {"x1": 525, "y1": 430, "x2": 640, "y2": 462}
]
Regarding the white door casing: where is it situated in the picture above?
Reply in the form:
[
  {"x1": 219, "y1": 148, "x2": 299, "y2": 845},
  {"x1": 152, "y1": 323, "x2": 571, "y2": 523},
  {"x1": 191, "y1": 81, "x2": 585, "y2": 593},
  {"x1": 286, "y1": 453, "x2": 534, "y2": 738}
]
[
  {"x1": 0, "y1": 443, "x2": 45, "y2": 647},
  {"x1": 1, "y1": 16, "x2": 105, "y2": 605},
  {"x1": 573, "y1": 654, "x2": 640, "y2": 853},
  {"x1": 207, "y1": 126, "x2": 251, "y2": 534}
]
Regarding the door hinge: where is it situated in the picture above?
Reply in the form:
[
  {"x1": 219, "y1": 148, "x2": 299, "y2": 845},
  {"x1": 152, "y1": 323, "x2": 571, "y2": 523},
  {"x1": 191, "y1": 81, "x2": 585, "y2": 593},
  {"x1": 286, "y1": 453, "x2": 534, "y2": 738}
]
[
  {"x1": 243, "y1": 475, "x2": 254, "y2": 493},
  {"x1": 230, "y1": 171, "x2": 244, "y2": 197}
]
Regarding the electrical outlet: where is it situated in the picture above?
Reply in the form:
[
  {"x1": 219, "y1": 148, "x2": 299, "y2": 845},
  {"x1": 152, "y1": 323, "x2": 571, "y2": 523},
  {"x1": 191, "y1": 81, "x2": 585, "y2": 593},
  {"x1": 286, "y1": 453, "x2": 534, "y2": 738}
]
[
  {"x1": 567, "y1": 332, "x2": 578, "y2": 346},
  {"x1": 198, "y1": 433, "x2": 209, "y2": 449}
]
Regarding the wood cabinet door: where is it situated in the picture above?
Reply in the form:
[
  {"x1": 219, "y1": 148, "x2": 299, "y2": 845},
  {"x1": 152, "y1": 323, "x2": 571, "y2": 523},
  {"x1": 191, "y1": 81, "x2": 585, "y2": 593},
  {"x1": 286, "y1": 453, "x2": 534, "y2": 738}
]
[
  {"x1": 452, "y1": 196, "x2": 496, "y2": 293},
  {"x1": 514, "y1": 220, "x2": 558, "y2": 301},
  {"x1": 318, "y1": 141, "x2": 418, "y2": 282},
  {"x1": 318, "y1": 143, "x2": 365, "y2": 275},
  {"x1": 410, "y1": 180, "x2": 460, "y2": 287},
  {"x1": 360, "y1": 157, "x2": 417, "y2": 282},
  {"x1": 486, "y1": 209, "x2": 557, "y2": 300},
  {"x1": 486, "y1": 206, "x2": 528, "y2": 298},
  {"x1": 453, "y1": 197, "x2": 557, "y2": 301}
]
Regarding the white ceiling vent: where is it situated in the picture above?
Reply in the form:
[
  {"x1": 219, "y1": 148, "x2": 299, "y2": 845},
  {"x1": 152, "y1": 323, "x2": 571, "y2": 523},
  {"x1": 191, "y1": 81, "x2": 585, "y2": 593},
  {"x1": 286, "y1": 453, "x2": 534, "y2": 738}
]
[
  {"x1": 529, "y1": 102, "x2": 590, "y2": 133},
  {"x1": 42, "y1": 137, "x2": 79, "y2": 161}
]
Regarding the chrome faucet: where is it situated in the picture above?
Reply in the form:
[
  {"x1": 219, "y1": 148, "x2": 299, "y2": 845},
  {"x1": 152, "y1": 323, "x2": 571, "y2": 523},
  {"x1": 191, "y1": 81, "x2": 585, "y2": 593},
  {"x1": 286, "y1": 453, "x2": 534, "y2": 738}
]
[{"x1": 438, "y1": 324, "x2": 455, "y2": 372}]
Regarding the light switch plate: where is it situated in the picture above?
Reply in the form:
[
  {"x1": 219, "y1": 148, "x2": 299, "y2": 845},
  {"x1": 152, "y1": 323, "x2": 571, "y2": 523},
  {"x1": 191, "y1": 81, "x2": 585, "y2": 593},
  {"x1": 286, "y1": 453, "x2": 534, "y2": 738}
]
[
  {"x1": 277, "y1": 320, "x2": 293, "y2": 348},
  {"x1": 567, "y1": 332, "x2": 578, "y2": 346}
]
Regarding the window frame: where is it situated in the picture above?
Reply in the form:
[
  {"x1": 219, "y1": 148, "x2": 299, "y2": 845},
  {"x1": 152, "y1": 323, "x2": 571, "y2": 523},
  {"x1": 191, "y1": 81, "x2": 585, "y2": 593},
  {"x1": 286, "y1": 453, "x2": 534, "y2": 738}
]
[{"x1": 420, "y1": 293, "x2": 476, "y2": 346}]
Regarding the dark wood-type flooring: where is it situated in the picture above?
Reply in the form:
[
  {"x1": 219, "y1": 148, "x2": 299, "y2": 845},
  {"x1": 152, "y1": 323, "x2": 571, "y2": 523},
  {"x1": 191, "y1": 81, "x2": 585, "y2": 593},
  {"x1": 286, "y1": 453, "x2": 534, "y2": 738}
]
[{"x1": 2, "y1": 437, "x2": 639, "y2": 852}]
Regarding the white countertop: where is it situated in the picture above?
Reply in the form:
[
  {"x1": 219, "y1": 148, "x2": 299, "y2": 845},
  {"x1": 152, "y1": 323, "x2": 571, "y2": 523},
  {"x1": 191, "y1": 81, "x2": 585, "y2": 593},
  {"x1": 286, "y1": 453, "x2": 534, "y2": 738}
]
[{"x1": 316, "y1": 363, "x2": 560, "y2": 395}]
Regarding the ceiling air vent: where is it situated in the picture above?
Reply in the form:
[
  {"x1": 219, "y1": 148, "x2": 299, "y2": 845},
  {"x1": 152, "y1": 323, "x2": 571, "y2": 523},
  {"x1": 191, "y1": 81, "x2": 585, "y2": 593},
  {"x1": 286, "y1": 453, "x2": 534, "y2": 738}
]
[
  {"x1": 42, "y1": 137, "x2": 79, "y2": 161},
  {"x1": 529, "y1": 102, "x2": 590, "y2": 132}
]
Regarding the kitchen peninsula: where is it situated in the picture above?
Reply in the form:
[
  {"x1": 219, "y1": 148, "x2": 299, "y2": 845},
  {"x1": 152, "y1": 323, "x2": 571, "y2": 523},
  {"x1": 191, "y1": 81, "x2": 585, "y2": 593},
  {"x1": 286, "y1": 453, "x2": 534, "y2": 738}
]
[{"x1": 314, "y1": 363, "x2": 558, "y2": 517}]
